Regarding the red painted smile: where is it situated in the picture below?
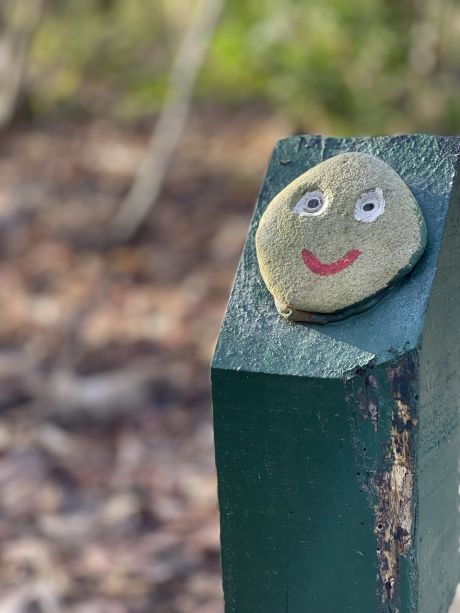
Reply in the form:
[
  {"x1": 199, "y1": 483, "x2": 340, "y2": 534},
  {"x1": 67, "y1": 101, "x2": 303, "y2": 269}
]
[{"x1": 301, "y1": 248, "x2": 362, "y2": 276}]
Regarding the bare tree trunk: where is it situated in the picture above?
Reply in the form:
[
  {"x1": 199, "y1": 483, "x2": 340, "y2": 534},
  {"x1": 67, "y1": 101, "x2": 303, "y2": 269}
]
[
  {"x1": 406, "y1": 0, "x2": 447, "y2": 125},
  {"x1": 109, "y1": 0, "x2": 225, "y2": 243},
  {"x1": 0, "y1": 0, "x2": 46, "y2": 129}
]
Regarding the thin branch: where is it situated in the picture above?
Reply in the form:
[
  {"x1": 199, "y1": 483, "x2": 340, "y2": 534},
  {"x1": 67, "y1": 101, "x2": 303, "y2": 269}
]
[
  {"x1": 109, "y1": 0, "x2": 225, "y2": 243},
  {"x1": 0, "y1": 0, "x2": 46, "y2": 129}
]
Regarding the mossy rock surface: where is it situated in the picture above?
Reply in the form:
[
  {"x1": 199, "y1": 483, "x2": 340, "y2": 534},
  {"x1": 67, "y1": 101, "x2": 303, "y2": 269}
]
[{"x1": 256, "y1": 152, "x2": 427, "y2": 316}]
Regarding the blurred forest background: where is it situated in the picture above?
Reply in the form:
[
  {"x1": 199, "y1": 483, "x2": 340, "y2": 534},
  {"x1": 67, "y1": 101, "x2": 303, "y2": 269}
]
[{"x1": 0, "y1": 0, "x2": 460, "y2": 612}]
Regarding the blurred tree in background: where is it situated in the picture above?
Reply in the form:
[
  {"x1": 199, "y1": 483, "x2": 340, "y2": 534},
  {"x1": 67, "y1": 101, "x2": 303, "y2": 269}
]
[
  {"x1": 7, "y1": 0, "x2": 460, "y2": 134},
  {"x1": 0, "y1": 0, "x2": 45, "y2": 128}
]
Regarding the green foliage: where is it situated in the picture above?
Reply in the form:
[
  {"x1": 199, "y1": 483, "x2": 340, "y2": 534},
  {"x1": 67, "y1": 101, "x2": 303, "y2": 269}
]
[
  {"x1": 29, "y1": 0, "x2": 460, "y2": 134},
  {"x1": 31, "y1": 0, "x2": 173, "y2": 117}
]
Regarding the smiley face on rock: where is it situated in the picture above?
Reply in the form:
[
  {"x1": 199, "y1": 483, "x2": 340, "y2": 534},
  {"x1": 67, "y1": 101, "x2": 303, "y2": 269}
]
[{"x1": 255, "y1": 152, "x2": 427, "y2": 321}]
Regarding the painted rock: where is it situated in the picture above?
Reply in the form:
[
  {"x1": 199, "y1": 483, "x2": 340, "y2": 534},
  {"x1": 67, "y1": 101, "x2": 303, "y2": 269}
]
[{"x1": 255, "y1": 152, "x2": 427, "y2": 321}]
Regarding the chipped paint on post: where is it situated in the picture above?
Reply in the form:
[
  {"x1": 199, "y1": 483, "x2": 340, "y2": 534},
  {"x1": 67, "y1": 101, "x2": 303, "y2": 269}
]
[
  {"x1": 375, "y1": 396, "x2": 416, "y2": 604},
  {"x1": 345, "y1": 356, "x2": 418, "y2": 610},
  {"x1": 344, "y1": 357, "x2": 417, "y2": 610}
]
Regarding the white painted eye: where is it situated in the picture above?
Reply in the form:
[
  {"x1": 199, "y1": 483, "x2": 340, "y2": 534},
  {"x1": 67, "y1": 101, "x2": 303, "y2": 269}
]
[
  {"x1": 293, "y1": 190, "x2": 327, "y2": 217},
  {"x1": 354, "y1": 188, "x2": 385, "y2": 222}
]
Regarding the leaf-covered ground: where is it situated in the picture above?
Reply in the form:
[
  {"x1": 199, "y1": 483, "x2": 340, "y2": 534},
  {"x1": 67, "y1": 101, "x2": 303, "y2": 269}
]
[{"x1": 0, "y1": 108, "x2": 288, "y2": 612}]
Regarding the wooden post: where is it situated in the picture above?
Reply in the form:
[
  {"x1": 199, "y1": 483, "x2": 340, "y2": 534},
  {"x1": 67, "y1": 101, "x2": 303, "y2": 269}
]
[{"x1": 211, "y1": 135, "x2": 460, "y2": 612}]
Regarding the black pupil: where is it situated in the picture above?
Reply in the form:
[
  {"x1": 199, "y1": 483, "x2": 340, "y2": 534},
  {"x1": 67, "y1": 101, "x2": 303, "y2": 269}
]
[
  {"x1": 307, "y1": 198, "x2": 320, "y2": 209},
  {"x1": 363, "y1": 202, "x2": 375, "y2": 212}
]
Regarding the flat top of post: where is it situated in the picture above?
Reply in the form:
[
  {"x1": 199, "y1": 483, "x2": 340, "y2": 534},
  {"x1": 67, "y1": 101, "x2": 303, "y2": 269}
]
[{"x1": 212, "y1": 134, "x2": 460, "y2": 379}]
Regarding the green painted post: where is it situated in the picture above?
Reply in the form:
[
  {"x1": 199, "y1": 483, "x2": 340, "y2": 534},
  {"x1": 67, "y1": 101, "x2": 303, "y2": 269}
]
[{"x1": 212, "y1": 135, "x2": 460, "y2": 612}]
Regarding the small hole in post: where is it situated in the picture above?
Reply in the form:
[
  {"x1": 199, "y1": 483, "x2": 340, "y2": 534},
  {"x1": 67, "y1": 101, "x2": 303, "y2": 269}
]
[{"x1": 363, "y1": 202, "x2": 375, "y2": 212}]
